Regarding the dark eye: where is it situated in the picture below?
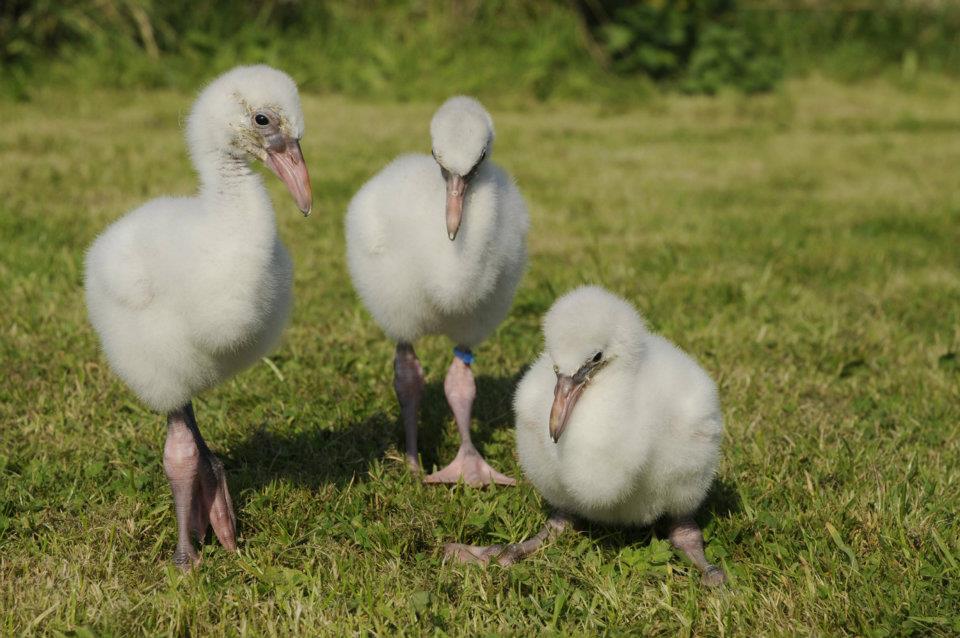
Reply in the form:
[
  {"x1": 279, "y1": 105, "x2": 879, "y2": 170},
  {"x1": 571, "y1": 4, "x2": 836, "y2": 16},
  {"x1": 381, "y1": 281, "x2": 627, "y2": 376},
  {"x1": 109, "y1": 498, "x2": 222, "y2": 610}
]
[
  {"x1": 255, "y1": 113, "x2": 270, "y2": 126},
  {"x1": 593, "y1": 351, "x2": 603, "y2": 363},
  {"x1": 465, "y1": 150, "x2": 486, "y2": 180}
]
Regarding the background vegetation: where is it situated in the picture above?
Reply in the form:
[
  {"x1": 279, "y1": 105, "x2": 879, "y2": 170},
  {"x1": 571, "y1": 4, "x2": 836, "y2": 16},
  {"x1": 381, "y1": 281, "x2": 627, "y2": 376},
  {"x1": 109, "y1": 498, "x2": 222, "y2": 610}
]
[
  {"x1": 3, "y1": 0, "x2": 960, "y2": 100},
  {"x1": 2, "y1": 1, "x2": 959, "y2": 636}
]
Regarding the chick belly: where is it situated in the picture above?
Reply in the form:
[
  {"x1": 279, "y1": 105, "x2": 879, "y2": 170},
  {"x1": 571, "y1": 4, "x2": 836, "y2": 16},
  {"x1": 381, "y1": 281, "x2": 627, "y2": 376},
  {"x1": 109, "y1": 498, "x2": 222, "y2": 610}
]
[
  {"x1": 349, "y1": 250, "x2": 433, "y2": 343},
  {"x1": 105, "y1": 283, "x2": 290, "y2": 413},
  {"x1": 581, "y1": 493, "x2": 666, "y2": 527},
  {"x1": 368, "y1": 284, "x2": 503, "y2": 346},
  {"x1": 435, "y1": 303, "x2": 499, "y2": 348},
  {"x1": 97, "y1": 303, "x2": 208, "y2": 412},
  {"x1": 521, "y1": 445, "x2": 663, "y2": 526},
  {"x1": 210, "y1": 297, "x2": 290, "y2": 379},
  {"x1": 186, "y1": 243, "x2": 293, "y2": 353},
  {"x1": 423, "y1": 240, "x2": 516, "y2": 332},
  {"x1": 531, "y1": 481, "x2": 665, "y2": 527},
  {"x1": 575, "y1": 462, "x2": 717, "y2": 526},
  {"x1": 351, "y1": 221, "x2": 515, "y2": 345},
  {"x1": 546, "y1": 443, "x2": 679, "y2": 526},
  {"x1": 434, "y1": 268, "x2": 517, "y2": 346}
]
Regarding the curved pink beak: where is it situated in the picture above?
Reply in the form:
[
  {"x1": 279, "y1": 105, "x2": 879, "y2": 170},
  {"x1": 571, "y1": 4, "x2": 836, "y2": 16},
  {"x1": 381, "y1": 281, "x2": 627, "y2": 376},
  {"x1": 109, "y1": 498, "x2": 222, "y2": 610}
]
[
  {"x1": 266, "y1": 138, "x2": 312, "y2": 216},
  {"x1": 445, "y1": 173, "x2": 467, "y2": 240},
  {"x1": 548, "y1": 374, "x2": 588, "y2": 443}
]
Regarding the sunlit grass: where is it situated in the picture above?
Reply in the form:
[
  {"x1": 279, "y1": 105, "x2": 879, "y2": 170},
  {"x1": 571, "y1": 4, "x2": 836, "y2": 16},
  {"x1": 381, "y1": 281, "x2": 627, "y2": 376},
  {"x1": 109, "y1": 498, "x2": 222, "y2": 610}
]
[{"x1": 1, "y1": 75, "x2": 959, "y2": 635}]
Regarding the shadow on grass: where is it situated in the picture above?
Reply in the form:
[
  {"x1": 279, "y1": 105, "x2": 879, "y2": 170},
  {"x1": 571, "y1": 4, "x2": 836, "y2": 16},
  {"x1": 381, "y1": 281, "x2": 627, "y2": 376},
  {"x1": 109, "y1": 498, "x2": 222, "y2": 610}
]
[
  {"x1": 225, "y1": 412, "x2": 396, "y2": 493},
  {"x1": 225, "y1": 373, "x2": 522, "y2": 495},
  {"x1": 571, "y1": 477, "x2": 742, "y2": 549}
]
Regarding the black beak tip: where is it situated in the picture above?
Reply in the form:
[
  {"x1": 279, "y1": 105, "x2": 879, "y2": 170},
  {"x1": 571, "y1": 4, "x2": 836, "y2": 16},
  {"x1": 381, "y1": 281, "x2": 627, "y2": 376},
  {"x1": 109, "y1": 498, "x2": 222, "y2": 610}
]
[{"x1": 448, "y1": 231, "x2": 457, "y2": 241}]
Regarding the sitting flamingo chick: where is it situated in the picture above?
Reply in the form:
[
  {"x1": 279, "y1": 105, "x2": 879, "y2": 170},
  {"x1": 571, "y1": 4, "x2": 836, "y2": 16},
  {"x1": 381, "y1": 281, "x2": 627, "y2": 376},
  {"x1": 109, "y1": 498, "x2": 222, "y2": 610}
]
[
  {"x1": 84, "y1": 65, "x2": 313, "y2": 570},
  {"x1": 345, "y1": 96, "x2": 529, "y2": 487},
  {"x1": 446, "y1": 286, "x2": 727, "y2": 585}
]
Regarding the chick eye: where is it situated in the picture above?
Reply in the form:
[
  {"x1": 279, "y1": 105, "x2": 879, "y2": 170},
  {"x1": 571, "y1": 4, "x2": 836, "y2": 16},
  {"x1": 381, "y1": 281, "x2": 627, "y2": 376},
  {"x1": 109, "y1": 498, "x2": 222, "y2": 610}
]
[
  {"x1": 254, "y1": 113, "x2": 270, "y2": 126},
  {"x1": 465, "y1": 151, "x2": 485, "y2": 180},
  {"x1": 592, "y1": 351, "x2": 603, "y2": 363}
]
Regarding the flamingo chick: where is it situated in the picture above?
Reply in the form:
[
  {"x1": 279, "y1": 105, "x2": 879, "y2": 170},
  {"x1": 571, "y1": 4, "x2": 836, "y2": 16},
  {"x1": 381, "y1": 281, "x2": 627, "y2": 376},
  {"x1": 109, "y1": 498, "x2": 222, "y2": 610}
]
[
  {"x1": 446, "y1": 286, "x2": 727, "y2": 585},
  {"x1": 84, "y1": 65, "x2": 313, "y2": 570},
  {"x1": 346, "y1": 96, "x2": 528, "y2": 487}
]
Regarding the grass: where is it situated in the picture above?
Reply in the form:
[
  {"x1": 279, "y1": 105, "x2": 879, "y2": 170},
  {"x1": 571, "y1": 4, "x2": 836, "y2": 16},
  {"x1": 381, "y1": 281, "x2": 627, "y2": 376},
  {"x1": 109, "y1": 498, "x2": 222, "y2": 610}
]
[{"x1": 2, "y1": 74, "x2": 960, "y2": 636}]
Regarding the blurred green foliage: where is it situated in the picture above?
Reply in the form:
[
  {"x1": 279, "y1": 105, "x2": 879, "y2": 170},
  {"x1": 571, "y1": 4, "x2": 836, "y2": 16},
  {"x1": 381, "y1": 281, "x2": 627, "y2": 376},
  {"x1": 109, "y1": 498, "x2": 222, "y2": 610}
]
[
  {"x1": 765, "y1": 0, "x2": 960, "y2": 81},
  {"x1": 2, "y1": 0, "x2": 960, "y2": 100},
  {"x1": 576, "y1": 0, "x2": 782, "y2": 93}
]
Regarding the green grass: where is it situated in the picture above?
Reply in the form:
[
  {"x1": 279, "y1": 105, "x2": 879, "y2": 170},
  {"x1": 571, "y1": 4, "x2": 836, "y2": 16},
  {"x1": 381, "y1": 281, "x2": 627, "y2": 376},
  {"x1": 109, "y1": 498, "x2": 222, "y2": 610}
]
[{"x1": 2, "y1": 74, "x2": 960, "y2": 636}]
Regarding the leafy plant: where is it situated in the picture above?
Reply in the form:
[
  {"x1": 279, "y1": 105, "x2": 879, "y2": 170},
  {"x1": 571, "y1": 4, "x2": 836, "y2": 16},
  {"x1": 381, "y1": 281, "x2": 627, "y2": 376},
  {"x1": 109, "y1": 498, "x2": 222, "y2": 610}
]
[
  {"x1": 575, "y1": 0, "x2": 783, "y2": 93},
  {"x1": 683, "y1": 22, "x2": 783, "y2": 94}
]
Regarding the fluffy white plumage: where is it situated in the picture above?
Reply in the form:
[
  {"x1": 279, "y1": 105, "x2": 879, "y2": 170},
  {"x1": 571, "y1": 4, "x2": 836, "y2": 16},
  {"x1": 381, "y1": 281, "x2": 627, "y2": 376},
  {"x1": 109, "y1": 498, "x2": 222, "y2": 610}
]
[
  {"x1": 84, "y1": 65, "x2": 306, "y2": 412},
  {"x1": 345, "y1": 96, "x2": 528, "y2": 347},
  {"x1": 515, "y1": 286, "x2": 723, "y2": 526},
  {"x1": 429, "y1": 96, "x2": 494, "y2": 176}
]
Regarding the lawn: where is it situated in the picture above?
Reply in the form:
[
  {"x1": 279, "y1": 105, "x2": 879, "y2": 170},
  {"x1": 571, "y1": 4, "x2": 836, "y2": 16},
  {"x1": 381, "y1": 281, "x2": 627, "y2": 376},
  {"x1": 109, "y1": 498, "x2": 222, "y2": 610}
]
[{"x1": 1, "y1": 75, "x2": 959, "y2": 636}]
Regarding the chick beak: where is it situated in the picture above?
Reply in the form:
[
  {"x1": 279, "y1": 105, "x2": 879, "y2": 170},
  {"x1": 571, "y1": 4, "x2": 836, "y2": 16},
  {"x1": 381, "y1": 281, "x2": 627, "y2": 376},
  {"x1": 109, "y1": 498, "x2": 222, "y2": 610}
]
[
  {"x1": 445, "y1": 172, "x2": 467, "y2": 240},
  {"x1": 265, "y1": 137, "x2": 313, "y2": 216},
  {"x1": 549, "y1": 374, "x2": 587, "y2": 443}
]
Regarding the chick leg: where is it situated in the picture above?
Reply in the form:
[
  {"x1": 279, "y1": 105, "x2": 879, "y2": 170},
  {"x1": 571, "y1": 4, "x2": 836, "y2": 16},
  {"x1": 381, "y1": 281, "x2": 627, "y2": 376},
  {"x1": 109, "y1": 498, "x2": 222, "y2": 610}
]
[
  {"x1": 667, "y1": 518, "x2": 726, "y2": 586},
  {"x1": 444, "y1": 512, "x2": 571, "y2": 565},
  {"x1": 394, "y1": 342, "x2": 425, "y2": 474},
  {"x1": 424, "y1": 348, "x2": 516, "y2": 487},
  {"x1": 163, "y1": 403, "x2": 237, "y2": 571}
]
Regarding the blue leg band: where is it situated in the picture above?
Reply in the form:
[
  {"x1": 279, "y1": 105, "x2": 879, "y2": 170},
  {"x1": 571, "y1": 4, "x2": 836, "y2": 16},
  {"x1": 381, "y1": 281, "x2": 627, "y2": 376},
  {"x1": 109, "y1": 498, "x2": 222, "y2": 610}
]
[{"x1": 453, "y1": 347, "x2": 474, "y2": 365}]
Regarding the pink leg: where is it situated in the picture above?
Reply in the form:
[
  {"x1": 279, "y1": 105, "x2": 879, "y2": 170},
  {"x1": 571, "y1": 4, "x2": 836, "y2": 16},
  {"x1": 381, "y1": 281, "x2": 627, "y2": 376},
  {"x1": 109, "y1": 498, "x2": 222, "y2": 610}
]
[
  {"x1": 424, "y1": 349, "x2": 516, "y2": 487},
  {"x1": 668, "y1": 518, "x2": 726, "y2": 586},
  {"x1": 163, "y1": 403, "x2": 237, "y2": 572},
  {"x1": 444, "y1": 512, "x2": 571, "y2": 566},
  {"x1": 394, "y1": 343, "x2": 425, "y2": 474}
]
